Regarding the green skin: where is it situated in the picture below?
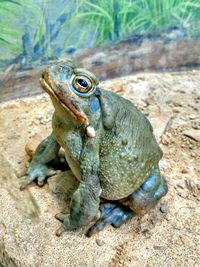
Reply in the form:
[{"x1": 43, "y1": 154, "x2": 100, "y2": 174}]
[{"x1": 22, "y1": 60, "x2": 163, "y2": 234}]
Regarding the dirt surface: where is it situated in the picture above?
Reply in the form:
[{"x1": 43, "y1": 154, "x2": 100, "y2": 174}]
[{"x1": 0, "y1": 70, "x2": 200, "y2": 267}]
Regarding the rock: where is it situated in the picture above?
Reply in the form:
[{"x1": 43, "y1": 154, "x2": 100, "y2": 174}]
[
  {"x1": 189, "y1": 114, "x2": 197, "y2": 120},
  {"x1": 148, "y1": 110, "x2": 172, "y2": 141},
  {"x1": 159, "y1": 160, "x2": 170, "y2": 170},
  {"x1": 96, "y1": 238, "x2": 105, "y2": 246},
  {"x1": 181, "y1": 168, "x2": 188, "y2": 174},
  {"x1": 0, "y1": 243, "x2": 17, "y2": 267},
  {"x1": 185, "y1": 179, "x2": 199, "y2": 192},
  {"x1": 1, "y1": 71, "x2": 200, "y2": 267},
  {"x1": 160, "y1": 204, "x2": 168, "y2": 213},
  {"x1": 110, "y1": 81, "x2": 125, "y2": 93},
  {"x1": 0, "y1": 154, "x2": 40, "y2": 218},
  {"x1": 192, "y1": 121, "x2": 200, "y2": 130},
  {"x1": 183, "y1": 129, "x2": 200, "y2": 142},
  {"x1": 153, "y1": 245, "x2": 166, "y2": 251},
  {"x1": 25, "y1": 134, "x2": 42, "y2": 158}
]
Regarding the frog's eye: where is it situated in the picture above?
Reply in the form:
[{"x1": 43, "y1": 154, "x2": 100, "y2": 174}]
[{"x1": 72, "y1": 76, "x2": 93, "y2": 94}]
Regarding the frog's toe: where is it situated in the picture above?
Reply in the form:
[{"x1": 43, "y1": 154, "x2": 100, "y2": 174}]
[
  {"x1": 36, "y1": 168, "x2": 57, "y2": 186},
  {"x1": 19, "y1": 172, "x2": 38, "y2": 190},
  {"x1": 55, "y1": 226, "x2": 66, "y2": 237},
  {"x1": 106, "y1": 206, "x2": 134, "y2": 228},
  {"x1": 122, "y1": 172, "x2": 168, "y2": 215},
  {"x1": 86, "y1": 203, "x2": 134, "y2": 237},
  {"x1": 154, "y1": 177, "x2": 168, "y2": 199},
  {"x1": 55, "y1": 212, "x2": 67, "y2": 222},
  {"x1": 20, "y1": 178, "x2": 34, "y2": 190},
  {"x1": 37, "y1": 176, "x2": 46, "y2": 186},
  {"x1": 20, "y1": 164, "x2": 58, "y2": 190}
]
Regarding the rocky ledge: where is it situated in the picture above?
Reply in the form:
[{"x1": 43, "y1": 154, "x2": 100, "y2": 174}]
[{"x1": 0, "y1": 70, "x2": 200, "y2": 267}]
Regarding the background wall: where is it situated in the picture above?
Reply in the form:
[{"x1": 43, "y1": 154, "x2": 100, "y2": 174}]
[{"x1": 1, "y1": 0, "x2": 200, "y2": 70}]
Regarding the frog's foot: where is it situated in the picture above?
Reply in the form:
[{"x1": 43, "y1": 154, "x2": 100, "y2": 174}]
[
  {"x1": 20, "y1": 163, "x2": 58, "y2": 190},
  {"x1": 55, "y1": 226, "x2": 66, "y2": 237},
  {"x1": 86, "y1": 171, "x2": 168, "y2": 237},
  {"x1": 86, "y1": 202, "x2": 134, "y2": 237},
  {"x1": 55, "y1": 213, "x2": 80, "y2": 236},
  {"x1": 55, "y1": 212, "x2": 67, "y2": 222},
  {"x1": 54, "y1": 212, "x2": 68, "y2": 236},
  {"x1": 122, "y1": 171, "x2": 168, "y2": 215}
]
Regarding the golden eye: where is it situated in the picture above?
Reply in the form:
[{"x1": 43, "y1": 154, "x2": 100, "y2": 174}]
[{"x1": 72, "y1": 76, "x2": 92, "y2": 93}]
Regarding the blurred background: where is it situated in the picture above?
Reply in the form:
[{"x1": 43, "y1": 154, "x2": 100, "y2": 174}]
[{"x1": 0, "y1": 0, "x2": 200, "y2": 100}]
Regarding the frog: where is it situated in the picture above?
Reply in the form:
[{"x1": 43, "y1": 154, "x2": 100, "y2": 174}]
[{"x1": 21, "y1": 60, "x2": 168, "y2": 237}]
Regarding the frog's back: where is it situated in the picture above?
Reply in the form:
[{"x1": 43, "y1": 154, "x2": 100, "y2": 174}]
[{"x1": 99, "y1": 90, "x2": 162, "y2": 200}]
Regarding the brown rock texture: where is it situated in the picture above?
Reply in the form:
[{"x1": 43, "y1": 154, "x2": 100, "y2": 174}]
[{"x1": 0, "y1": 70, "x2": 200, "y2": 267}]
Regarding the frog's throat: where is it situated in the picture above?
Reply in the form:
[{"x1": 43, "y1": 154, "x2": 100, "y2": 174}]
[{"x1": 40, "y1": 77, "x2": 87, "y2": 123}]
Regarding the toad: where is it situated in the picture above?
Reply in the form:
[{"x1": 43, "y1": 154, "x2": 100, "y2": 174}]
[{"x1": 21, "y1": 60, "x2": 168, "y2": 236}]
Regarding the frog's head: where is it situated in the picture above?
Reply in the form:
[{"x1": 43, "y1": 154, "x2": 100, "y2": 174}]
[{"x1": 40, "y1": 60, "x2": 100, "y2": 126}]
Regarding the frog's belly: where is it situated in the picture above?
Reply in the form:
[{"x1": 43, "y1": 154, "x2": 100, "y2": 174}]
[
  {"x1": 99, "y1": 159, "x2": 152, "y2": 200},
  {"x1": 99, "y1": 171, "x2": 147, "y2": 200},
  {"x1": 65, "y1": 153, "x2": 151, "y2": 200},
  {"x1": 100, "y1": 175, "x2": 138, "y2": 200}
]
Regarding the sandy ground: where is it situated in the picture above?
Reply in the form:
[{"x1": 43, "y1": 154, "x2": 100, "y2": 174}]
[{"x1": 0, "y1": 70, "x2": 200, "y2": 267}]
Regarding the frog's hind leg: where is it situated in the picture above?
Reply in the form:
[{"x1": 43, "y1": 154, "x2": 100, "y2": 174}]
[
  {"x1": 86, "y1": 202, "x2": 134, "y2": 237},
  {"x1": 86, "y1": 170, "x2": 168, "y2": 237},
  {"x1": 121, "y1": 169, "x2": 168, "y2": 216}
]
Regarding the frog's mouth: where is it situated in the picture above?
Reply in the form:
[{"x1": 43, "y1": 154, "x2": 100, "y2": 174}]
[{"x1": 40, "y1": 74, "x2": 87, "y2": 123}]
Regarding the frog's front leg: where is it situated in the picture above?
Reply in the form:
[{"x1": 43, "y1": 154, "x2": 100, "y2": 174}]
[
  {"x1": 55, "y1": 138, "x2": 101, "y2": 235},
  {"x1": 20, "y1": 132, "x2": 61, "y2": 189}
]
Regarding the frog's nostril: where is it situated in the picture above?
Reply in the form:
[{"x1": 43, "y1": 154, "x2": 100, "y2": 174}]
[{"x1": 41, "y1": 71, "x2": 49, "y2": 79}]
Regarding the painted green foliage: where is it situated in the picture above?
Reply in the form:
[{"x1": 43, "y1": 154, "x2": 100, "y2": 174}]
[
  {"x1": 72, "y1": 0, "x2": 200, "y2": 44},
  {"x1": 0, "y1": 0, "x2": 200, "y2": 65},
  {"x1": 0, "y1": 0, "x2": 22, "y2": 51}
]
